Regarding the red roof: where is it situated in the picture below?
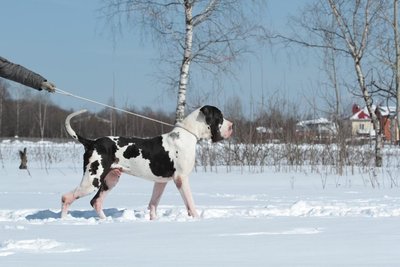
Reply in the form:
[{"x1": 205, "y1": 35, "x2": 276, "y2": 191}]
[{"x1": 356, "y1": 111, "x2": 370, "y2": 119}]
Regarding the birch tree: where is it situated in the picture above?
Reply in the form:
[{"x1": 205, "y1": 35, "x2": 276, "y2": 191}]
[
  {"x1": 329, "y1": 0, "x2": 384, "y2": 166},
  {"x1": 100, "y1": 0, "x2": 262, "y2": 122}
]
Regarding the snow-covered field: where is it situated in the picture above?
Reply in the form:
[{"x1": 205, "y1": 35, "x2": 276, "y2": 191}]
[{"x1": 1, "y1": 140, "x2": 400, "y2": 266}]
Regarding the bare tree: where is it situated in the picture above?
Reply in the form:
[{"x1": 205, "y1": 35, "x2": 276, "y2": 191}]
[
  {"x1": 26, "y1": 93, "x2": 50, "y2": 139},
  {"x1": 322, "y1": 15, "x2": 341, "y2": 122},
  {"x1": 365, "y1": 0, "x2": 400, "y2": 143},
  {"x1": 267, "y1": 0, "x2": 385, "y2": 167},
  {"x1": 0, "y1": 80, "x2": 9, "y2": 136},
  {"x1": 394, "y1": 0, "x2": 400, "y2": 139},
  {"x1": 328, "y1": 0, "x2": 384, "y2": 166},
  {"x1": 100, "y1": 0, "x2": 262, "y2": 122}
]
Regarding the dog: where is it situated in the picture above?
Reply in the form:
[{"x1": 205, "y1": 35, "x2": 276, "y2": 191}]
[{"x1": 61, "y1": 105, "x2": 233, "y2": 219}]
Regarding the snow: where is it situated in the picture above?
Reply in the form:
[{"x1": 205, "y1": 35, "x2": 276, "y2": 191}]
[{"x1": 1, "y1": 140, "x2": 400, "y2": 266}]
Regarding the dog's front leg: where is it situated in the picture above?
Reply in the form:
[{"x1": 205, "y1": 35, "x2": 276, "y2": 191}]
[
  {"x1": 148, "y1": 182, "x2": 168, "y2": 220},
  {"x1": 174, "y1": 176, "x2": 199, "y2": 218}
]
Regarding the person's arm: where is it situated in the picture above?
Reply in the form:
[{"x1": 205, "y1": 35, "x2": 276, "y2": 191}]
[{"x1": 0, "y1": 56, "x2": 55, "y2": 92}]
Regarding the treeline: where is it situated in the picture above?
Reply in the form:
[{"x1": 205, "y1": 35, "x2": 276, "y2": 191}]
[{"x1": 0, "y1": 85, "x2": 174, "y2": 140}]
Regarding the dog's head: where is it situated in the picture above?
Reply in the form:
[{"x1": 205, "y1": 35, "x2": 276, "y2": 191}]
[{"x1": 198, "y1": 105, "x2": 233, "y2": 142}]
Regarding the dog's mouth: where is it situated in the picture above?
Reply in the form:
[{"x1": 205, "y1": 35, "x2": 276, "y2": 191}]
[{"x1": 221, "y1": 120, "x2": 233, "y2": 139}]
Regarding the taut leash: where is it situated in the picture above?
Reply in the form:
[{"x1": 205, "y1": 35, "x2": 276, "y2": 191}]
[{"x1": 54, "y1": 88, "x2": 174, "y2": 127}]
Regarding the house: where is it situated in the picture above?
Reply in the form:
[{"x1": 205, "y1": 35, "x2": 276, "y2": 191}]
[
  {"x1": 350, "y1": 104, "x2": 399, "y2": 143},
  {"x1": 296, "y1": 118, "x2": 337, "y2": 141},
  {"x1": 349, "y1": 104, "x2": 375, "y2": 137}
]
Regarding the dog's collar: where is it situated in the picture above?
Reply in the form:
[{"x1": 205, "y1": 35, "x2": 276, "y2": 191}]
[{"x1": 175, "y1": 124, "x2": 199, "y2": 141}]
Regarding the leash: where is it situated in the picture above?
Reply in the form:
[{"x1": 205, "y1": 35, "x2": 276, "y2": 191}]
[
  {"x1": 54, "y1": 88, "x2": 174, "y2": 127},
  {"x1": 175, "y1": 124, "x2": 199, "y2": 140}
]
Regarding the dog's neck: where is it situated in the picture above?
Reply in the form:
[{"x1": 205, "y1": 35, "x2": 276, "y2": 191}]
[{"x1": 174, "y1": 123, "x2": 199, "y2": 141}]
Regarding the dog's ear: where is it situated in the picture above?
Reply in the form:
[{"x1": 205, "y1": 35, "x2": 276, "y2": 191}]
[
  {"x1": 200, "y1": 105, "x2": 222, "y2": 125},
  {"x1": 200, "y1": 105, "x2": 213, "y2": 125},
  {"x1": 199, "y1": 105, "x2": 224, "y2": 142}
]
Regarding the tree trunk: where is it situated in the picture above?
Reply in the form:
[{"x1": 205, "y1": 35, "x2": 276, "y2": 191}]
[
  {"x1": 355, "y1": 62, "x2": 383, "y2": 167},
  {"x1": 330, "y1": 51, "x2": 340, "y2": 119},
  {"x1": 175, "y1": 0, "x2": 194, "y2": 123},
  {"x1": 16, "y1": 98, "x2": 20, "y2": 137},
  {"x1": 19, "y1": 147, "x2": 28, "y2": 169},
  {"x1": 38, "y1": 100, "x2": 48, "y2": 139},
  {"x1": 328, "y1": 0, "x2": 382, "y2": 167},
  {"x1": 0, "y1": 90, "x2": 2, "y2": 136},
  {"x1": 394, "y1": 0, "x2": 400, "y2": 144}
]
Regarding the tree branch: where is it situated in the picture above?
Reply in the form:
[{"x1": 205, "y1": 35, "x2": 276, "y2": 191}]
[
  {"x1": 266, "y1": 33, "x2": 351, "y2": 55},
  {"x1": 192, "y1": 0, "x2": 219, "y2": 26}
]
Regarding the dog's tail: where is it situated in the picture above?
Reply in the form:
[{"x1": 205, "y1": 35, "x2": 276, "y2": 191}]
[{"x1": 65, "y1": 109, "x2": 93, "y2": 148}]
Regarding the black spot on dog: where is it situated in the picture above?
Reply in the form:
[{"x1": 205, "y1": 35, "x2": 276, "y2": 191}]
[
  {"x1": 93, "y1": 137, "x2": 118, "y2": 156},
  {"x1": 140, "y1": 136, "x2": 175, "y2": 177},
  {"x1": 89, "y1": 160, "x2": 100, "y2": 175},
  {"x1": 116, "y1": 137, "x2": 132, "y2": 147},
  {"x1": 123, "y1": 144, "x2": 140, "y2": 159},
  {"x1": 92, "y1": 178, "x2": 100, "y2": 188},
  {"x1": 200, "y1": 105, "x2": 224, "y2": 142},
  {"x1": 83, "y1": 149, "x2": 94, "y2": 173}
]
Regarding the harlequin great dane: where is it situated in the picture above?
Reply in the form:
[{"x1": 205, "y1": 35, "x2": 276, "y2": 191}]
[{"x1": 61, "y1": 105, "x2": 233, "y2": 220}]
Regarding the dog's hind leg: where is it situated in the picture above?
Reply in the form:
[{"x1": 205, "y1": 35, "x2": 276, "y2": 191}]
[
  {"x1": 90, "y1": 168, "x2": 121, "y2": 219},
  {"x1": 61, "y1": 173, "x2": 98, "y2": 218}
]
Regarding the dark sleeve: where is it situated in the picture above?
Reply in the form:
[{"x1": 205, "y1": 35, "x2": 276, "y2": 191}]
[{"x1": 0, "y1": 56, "x2": 46, "y2": 90}]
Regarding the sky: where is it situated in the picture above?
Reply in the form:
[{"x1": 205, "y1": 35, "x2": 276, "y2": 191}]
[{"x1": 0, "y1": 0, "x2": 323, "y2": 118}]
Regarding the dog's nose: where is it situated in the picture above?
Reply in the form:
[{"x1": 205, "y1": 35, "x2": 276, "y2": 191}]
[{"x1": 224, "y1": 121, "x2": 233, "y2": 138}]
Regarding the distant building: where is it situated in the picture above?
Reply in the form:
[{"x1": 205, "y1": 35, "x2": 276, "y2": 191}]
[
  {"x1": 349, "y1": 104, "x2": 399, "y2": 143},
  {"x1": 296, "y1": 118, "x2": 337, "y2": 141},
  {"x1": 255, "y1": 126, "x2": 282, "y2": 142},
  {"x1": 349, "y1": 104, "x2": 375, "y2": 137}
]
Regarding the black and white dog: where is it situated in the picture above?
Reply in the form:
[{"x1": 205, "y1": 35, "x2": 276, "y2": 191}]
[{"x1": 61, "y1": 105, "x2": 233, "y2": 219}]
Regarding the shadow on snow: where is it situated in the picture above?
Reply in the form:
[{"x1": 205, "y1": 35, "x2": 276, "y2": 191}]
[{"x1": 25, "y1": 208, "x2": 142, "y2": 221}]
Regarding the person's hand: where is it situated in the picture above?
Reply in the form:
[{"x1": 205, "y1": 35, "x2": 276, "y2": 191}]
[{"x1": 41, "y1": 81, "x2": 56, "y2": 93}]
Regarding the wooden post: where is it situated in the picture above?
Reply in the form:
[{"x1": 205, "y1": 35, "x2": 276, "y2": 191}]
[{"x1": 19, "y1": 147, "x2": 27, "y2": 169}]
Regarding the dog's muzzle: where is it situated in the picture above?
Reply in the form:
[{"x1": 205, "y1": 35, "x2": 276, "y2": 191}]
[{"x1": 222, "y1": 120, "x2": 233, "y2": 139}]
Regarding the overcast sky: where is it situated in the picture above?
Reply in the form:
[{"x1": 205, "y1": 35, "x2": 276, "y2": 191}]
[{"x1": 1, "y1": 0, "x2": 323, "y2": 118}]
